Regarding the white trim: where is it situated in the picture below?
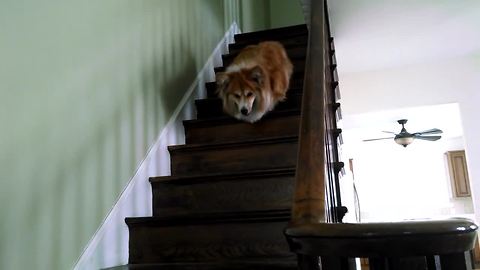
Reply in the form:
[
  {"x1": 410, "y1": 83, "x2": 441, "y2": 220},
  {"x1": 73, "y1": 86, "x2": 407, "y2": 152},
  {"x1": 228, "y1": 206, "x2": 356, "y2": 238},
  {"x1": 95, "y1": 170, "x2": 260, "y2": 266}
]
[{"x1": 73, "y1": 22, "x2": 240, "y2": 270}]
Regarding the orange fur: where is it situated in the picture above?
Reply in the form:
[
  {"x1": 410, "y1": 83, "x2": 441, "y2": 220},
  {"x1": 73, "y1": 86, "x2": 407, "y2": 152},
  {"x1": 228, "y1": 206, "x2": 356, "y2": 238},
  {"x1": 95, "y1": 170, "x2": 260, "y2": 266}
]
[{"x1": 216, "y1": 41, "x2": 293, "y2": 123}]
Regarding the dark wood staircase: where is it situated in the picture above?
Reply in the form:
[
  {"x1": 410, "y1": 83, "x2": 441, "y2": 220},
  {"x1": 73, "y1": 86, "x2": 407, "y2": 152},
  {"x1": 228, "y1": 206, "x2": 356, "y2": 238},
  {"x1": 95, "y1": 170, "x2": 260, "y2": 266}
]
[
  {"x1": 104, "y1": 6, "x2": 479, "y2": 267},
  {"x1": 108, "y1": 24, "x2": 315, "y2": 270}
]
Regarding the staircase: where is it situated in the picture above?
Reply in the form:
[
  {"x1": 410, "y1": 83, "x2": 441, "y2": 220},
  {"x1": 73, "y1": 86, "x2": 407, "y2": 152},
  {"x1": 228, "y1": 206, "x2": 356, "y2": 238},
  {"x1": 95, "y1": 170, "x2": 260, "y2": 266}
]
[
  {"x1": 103, "y1": 10, "x2": 479, "y2": 269},
  {"x1": 108, "y1": 24, "x2": 318, "y2": 269}
]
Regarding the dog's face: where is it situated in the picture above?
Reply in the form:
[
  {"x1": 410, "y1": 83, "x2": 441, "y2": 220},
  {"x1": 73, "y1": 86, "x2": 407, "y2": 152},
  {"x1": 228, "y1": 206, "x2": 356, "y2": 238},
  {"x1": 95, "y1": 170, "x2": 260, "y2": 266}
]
[
  {"x1": 227, "y1": 87, "x2": 256, "y2": 116},
  {"x1": 216, "y1": 66, "x2": 265, "y2": 122}
]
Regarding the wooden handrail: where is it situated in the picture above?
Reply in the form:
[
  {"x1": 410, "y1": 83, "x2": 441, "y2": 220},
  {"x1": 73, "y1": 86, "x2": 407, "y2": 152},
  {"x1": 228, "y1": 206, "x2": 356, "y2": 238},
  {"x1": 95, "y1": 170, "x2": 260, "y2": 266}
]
[
  {"x1": 285, "y1": 218, "x2": 478, "y2": 257},
  {"x1": 291, "y1": 0, "x2": 327, "y2": 225},
  {"x1": 285, "y1": 218, "x2": 478, "y2": 269}
]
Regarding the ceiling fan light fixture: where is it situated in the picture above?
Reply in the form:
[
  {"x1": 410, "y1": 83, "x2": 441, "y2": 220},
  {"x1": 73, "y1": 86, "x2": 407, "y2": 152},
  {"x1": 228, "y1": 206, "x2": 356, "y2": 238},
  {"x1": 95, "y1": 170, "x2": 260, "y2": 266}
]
[
  {"x1": 394, "y1": 136, "x2": 414, "y2": 147},
  {"x1": 363, "y1": 119, "x2": 443, "y2": 146}
]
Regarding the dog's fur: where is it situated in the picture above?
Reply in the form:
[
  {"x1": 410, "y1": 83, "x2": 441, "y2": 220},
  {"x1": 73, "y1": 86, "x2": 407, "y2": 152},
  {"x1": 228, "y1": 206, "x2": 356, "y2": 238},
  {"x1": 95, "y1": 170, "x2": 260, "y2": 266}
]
[{"x1": 216, "y1": 41, "x2": 293, "y2": 123}]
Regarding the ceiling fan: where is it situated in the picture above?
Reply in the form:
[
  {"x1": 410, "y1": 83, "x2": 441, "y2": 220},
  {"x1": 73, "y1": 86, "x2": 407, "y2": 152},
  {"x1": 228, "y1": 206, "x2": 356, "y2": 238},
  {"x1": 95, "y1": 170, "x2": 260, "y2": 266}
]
[{"x1": 363, "y1": 119, "x2": 443, "y2": 147}]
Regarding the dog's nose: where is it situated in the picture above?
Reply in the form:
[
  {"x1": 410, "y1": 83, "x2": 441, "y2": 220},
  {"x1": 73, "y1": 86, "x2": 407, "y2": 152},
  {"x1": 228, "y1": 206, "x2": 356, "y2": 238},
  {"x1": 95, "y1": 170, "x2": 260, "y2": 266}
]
[{"x1": 241, "y1": 108, "x2": 249, "y2": 116}]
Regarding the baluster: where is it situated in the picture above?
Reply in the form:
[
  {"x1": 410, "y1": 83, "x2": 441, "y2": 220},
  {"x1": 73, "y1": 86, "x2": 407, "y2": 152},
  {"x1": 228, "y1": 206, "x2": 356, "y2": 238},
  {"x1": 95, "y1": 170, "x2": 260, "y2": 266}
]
[
  {"x1": 297, "y1": 254, "x2": 320, "y2": 270},
  {"x1": 439, "y1": 252, "x2": 473, "y2": 270},
  {"x1": 321, "y1": 256, "x2": 355, "y2": 270},
  {"x1": 426, "y1": 255, "x2": 440, "y2": 270},
  {"x1": 369, "y1": 257, "x2": 388, "y2": 270}
]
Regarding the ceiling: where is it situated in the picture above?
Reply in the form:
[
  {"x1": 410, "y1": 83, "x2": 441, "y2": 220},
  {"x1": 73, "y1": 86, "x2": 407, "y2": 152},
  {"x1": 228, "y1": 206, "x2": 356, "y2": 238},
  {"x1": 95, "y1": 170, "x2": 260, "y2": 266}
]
[{"x1": 328, "y1": 0, "x2": 480, "y2": 73}]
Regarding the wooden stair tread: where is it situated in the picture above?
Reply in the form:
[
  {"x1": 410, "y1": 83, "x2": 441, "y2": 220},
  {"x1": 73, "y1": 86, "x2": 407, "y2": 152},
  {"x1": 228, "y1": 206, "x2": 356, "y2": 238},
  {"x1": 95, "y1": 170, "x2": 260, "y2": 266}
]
[
  {"x1": 195, "y1": 93, "x2": 302, "y2": 119},
  {"x1": 150, "y1": 167, "x2": 295, "y2": 185},
  {"x1": 126, "y1": 209, "x2": 291, "y2": 226},
  {"x1": 168, "y1": 135, "x2": 297, "y2": 153},
  {"x1": 183, "y1": 110, "x2": 301, "y2": 144},
  {"x1": 220, "y1": 52, "x2": 306, "y2": 71},
  {"x1": 234, "y1": 24, "x2": 307, "y2": 43},
  {"x1": 184, "y1": 109, "x2": 300, "y2": 127},
  {"x1": 214, "y1": 64, "x2": 304, "y2": 74},
  {"x1": 196, "y1": 92, "x2": 302, "y2": 105},
  {"x1": 205, "y1": 82, "x2": 303, "y2": 98},
  {"x1": 195, "y1": 94, "x2": 301, "y2": 108},
  {"x1": 222, "y1": 51, "x2": 306, "y2": 68},
  {"x1": 150, "y1": 168, "x2": 296, "y2": 217},
  {"x1": 104, "y1": 261, "x2": 297, "y2": 270},
  {"x1": 229, "y1": 34, "x2": 308, "y2": 54},
  {"x1": 169, "y1": 137, "x2": 298, "y2": 176},
  {"x1": 126, "y1": 210, "x2": 295, "y2": 264},
  {"x1": 223, "y1": 46, "x2": 306, "y2": 64}
]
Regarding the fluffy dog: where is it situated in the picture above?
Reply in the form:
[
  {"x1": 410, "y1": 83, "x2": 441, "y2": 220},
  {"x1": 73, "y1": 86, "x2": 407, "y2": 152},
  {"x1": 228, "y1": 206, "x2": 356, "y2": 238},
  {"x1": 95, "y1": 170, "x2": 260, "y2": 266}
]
[{"x1": 216, "y1": 41, "x2": 293, "y2": 123}]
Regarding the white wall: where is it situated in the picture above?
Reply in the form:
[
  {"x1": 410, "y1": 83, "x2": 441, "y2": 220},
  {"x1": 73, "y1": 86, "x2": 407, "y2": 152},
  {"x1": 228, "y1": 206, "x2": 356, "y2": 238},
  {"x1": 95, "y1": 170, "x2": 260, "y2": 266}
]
[
  {"x1": 460, "y1": 85, "x2": 480, "y2": 222},
  {"x1": 343, "y1": 134, "x2": 472, "y2": 222},
  {"x1": 338, "y1": 54, "x2": 480, "y2": 222}
]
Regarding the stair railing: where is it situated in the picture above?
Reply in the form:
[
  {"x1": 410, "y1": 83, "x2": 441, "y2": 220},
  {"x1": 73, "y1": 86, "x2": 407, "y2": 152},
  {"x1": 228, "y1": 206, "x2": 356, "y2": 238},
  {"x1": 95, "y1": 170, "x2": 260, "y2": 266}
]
[
  {"x1": 286, "y1": 0, "x2": 478, "y2": 269},
  {"x1": 290, "y1": 0, "x2": 328, "y2": 226}
]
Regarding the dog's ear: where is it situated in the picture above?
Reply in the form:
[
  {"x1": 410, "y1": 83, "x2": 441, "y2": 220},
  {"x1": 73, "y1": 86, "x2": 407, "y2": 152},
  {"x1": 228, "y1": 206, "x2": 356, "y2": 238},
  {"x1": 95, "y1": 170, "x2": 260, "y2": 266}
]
[
  {"x1": 215, "y1": 72, "x2": 229, "y2": 96},
  {"x1": 249, "y1": 66, "x2": 264, "y2": 86}
]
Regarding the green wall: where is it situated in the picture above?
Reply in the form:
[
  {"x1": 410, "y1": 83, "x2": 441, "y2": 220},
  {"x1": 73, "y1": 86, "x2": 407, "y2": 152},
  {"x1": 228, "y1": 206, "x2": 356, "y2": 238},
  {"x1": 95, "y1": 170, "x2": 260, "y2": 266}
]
[
  {"x1": 240, "y1": 0, "x2": 271, "y2": 32},
  {"x1": 269, "y1": 0, "x2": 305, "y2": 28},
  {"x1": 0, "y1": 0, "x2": 302, "y2": 269},
  {"x1": 238, "y1": 0, "x2": 304, "y2": 32}
]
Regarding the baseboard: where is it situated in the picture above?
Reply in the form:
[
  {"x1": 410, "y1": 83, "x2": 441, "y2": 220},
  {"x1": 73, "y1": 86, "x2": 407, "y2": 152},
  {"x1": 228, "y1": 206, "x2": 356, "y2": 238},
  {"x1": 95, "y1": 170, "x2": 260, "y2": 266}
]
[{"x1": 73, "y1": 22, "x2": 240, "y2": 270}]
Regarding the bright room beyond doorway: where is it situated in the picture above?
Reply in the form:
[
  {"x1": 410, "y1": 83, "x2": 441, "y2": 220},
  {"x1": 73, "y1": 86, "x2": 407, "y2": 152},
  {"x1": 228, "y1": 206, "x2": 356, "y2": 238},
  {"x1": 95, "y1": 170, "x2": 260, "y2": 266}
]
[{"x1": 341, "y1": 103, "x2": 474, "y2": 223}]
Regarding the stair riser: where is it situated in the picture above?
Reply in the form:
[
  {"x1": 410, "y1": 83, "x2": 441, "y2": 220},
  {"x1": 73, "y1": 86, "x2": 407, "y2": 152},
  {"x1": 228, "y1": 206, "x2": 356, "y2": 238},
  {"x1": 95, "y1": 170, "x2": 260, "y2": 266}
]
[
  {"x1": 184, "y1": 114, "x2": 300, "y2": 144},
  {"x1": 170, "y1": 139, "x2": 298, "y2": 176},
  {"x1": 195, "y1": 94, "x2": 302, "y2": 119},
  {"x1": 152, "y1": 175, "x2": 295, "y2": 216},
  {"x1": 128, "y1": 220, "x2": 294, "y2": 264}
]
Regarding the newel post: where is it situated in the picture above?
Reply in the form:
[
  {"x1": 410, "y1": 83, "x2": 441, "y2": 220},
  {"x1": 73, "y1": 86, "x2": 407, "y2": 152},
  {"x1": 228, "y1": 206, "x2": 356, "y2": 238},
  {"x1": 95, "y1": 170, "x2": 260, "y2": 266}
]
[{"x1": 291, "y1": 0, "x2": 327, "y2": 224}]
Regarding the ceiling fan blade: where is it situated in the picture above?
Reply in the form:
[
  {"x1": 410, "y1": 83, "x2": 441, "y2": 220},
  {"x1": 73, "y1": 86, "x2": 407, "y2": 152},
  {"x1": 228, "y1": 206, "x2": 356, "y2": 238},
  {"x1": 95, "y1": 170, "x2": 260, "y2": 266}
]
[
  {"x1": 363, "y1": 137, "x2": 394, "y2": 142},
  {"x1": 382, "y1": 131, "x2": 397, "y2": 134},
  {"x1": 414, "y1": 128, "x2": 443, "y2": 135},
  {"x1": 414, "y1": 135, "x2": 441, "y2": 141}
]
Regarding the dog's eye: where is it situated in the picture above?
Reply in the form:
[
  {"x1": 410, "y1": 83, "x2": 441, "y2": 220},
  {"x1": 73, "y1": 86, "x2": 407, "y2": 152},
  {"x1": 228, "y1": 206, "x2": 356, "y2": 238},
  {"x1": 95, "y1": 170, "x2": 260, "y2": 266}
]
[
  {"x1": 246, "y1": 92, "x2": 253, "y2": 97},
  {"x1": 234, "y1": 94, "x2": 241, "y2": 98}
]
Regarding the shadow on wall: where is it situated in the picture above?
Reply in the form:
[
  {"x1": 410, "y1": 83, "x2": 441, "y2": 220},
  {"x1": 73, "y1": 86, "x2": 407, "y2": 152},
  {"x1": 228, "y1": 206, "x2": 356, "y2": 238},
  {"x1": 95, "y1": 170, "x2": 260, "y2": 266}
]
[
  {"x1": 26, "y1": 51, "x2": 199, "y2": 269},
  {"x1": 0, "y1": 1, "x2": 230, "y2": 269}
]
